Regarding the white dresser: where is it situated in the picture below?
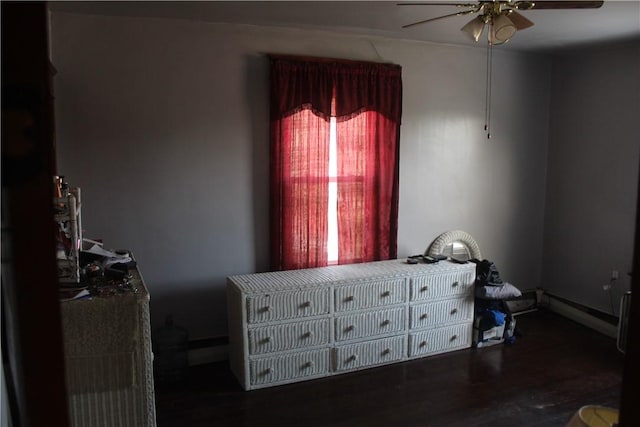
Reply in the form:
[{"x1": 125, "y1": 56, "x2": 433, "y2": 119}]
[
  {"x1": 227, "y1": 259, "x2": 475, "y2": 390},
  {"x1": 61, "y1": 266, "x2": 156, "y2": 426}
]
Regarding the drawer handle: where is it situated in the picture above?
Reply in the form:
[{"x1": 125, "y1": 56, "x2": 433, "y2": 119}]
[
  {"x1": 348, "y1": 354, "x2": 358, "y2": 362},
  {"x1": 263, "y1": 368, "x2": 273, "y2": 375},
  {"x1": 304, "y1": 361, "x2": 314, "y2": 369},
  {"x1": 450, "y1": 334, "x2": 458, "y2": 341},
  {"x1": 450, "y1": 308, "x2": 458, "y2": 315},
  {"x1": 452, "y1": 281, "x2": 459, "y2": 288},
  {"x1": 345, "y1": 296, "x2": 354, "y2": 302},
  {"x1": 382, "y1": 348, "x2": 391, "y2": 356},
  {"x1": 345, "y1": 325, "x2": 355, "y2": 332},
  {"x1": 382, "y1": 290, "x2": 391, "y2": 297},
  {"x1": 421, "y1": 286, "x2": 429, "y2": 292},
  {"x1": 419, "y1": 341, "x2": 427, "y2": 348},
  {"x1": 420, "y1": 313, "x2": 429, "y2": 320},
  {"x1": 303, "y1": 331, "x2": 314, "y2": 339},
  {"x1": 260, "y1": 306, "x2": 272, "y2": 313},
  {"x1": 381, "y1": 319, "x2": 391, "y2": 327},
  {"x1": 262, "y1": 336, "x2": 272, "y2": 343},
  {"x1": 301, "y1": 301, "x2": 311, "y2": 308}
]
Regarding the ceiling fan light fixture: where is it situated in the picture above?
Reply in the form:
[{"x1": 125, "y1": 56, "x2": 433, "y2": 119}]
[
  {"x1": 507, "y1": 10, "x2": 534, "y2": 30},
  {"x1": 490, "y1": 14, "x2": 517, "y2": 44},
  {"x1": 461, "y1": 16, "x2": 485, "y2": 42}
]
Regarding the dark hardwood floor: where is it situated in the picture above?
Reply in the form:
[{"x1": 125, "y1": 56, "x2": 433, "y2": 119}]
[{"x1": 154, "y1": 310, "x2": 623, "y2": 427}]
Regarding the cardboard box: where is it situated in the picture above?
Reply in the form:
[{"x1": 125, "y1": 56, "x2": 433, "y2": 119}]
[{"x1": 473, "y1": 316, "x2": 505, "y2": 348}]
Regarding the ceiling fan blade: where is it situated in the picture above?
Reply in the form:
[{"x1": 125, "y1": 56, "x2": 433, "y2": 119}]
[
  {"x1": 402, "y1": 9, "x2": 477, "y2": 28},
  {"x1": 397, "y1": 2, "x2": 477, "y2": 6},
  {"x1": 519, "y1": 1, "x2": 604, "y2": 10},
  {"x1": 506, "y1": 10, "x2": 534, "y2": 30}
]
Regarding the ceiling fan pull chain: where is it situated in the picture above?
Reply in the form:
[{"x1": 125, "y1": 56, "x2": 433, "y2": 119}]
[{"x1": 484, "y1": 39, "x2": 493, "y2": 139}]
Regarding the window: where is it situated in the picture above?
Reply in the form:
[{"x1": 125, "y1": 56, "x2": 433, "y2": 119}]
[{"x1": 269, "y1": 56, "x2": 402, "y2": 271}]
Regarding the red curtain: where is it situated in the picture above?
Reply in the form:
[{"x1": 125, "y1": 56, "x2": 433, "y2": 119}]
[
  {"x1": 336, "y1": 111, "x2": 399, "y2": 264},
  {"x1": 270, "y1": 109, "x2": 331, "y2": 270},
  {"x1": 270, "y1": 56, "x2": 402, "y2": 271}
]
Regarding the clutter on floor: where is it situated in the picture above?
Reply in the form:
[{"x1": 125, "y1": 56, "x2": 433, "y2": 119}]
[{"x1": 472, "y1": 259, "x2": 522, "y2": 348}]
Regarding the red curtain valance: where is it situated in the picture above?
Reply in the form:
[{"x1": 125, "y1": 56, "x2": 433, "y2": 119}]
[{"x1": 270, "y1": 56, "x2": 403, "y2": 123}]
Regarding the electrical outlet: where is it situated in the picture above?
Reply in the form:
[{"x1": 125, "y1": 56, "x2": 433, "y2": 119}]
[{"x1": 611, "y1": 270, "x2": 619, "y2": 281}]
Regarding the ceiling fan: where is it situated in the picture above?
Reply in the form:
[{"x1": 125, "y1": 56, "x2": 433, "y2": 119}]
[
  {"x1": 399, "y1": 1, "x2": 605, "y2": 45},
  {"x1": 399, "y1": 1, "x2": 604, "y2": 138}
]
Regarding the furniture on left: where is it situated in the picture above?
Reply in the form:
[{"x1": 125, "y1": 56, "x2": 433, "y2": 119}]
[
  {"x1": 54, "y1": 183, "x2": 81, "y2": 283},
  {"x1": 60, "y1": 264, "x2": 157, "y2": 427}
]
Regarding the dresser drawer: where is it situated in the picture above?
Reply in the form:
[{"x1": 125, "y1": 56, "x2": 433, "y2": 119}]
[
  {"x1": 408, "y1": 323, "x2": 472, "y2": 357},
  {"x1": 335, "y1": 306, "x2": 405, "y2": 342},
  {"x1": 409, "y1": 297, "x2": 473, "y2": 330},
  {"x1": 248, "y1": 318, "x2": 331, "y2": 355},
  {"x1": 409, "y1": 270, "x2": 474, "y2": 302},
  {"x1": 335, "y1": 335, "x2": 405, "y2": 372},
  {"x1": 335, "y1": 278, "x2": 406, "y2": 312},
  {"x1": 249, "y1": 348, "x2": 331, "y2": 387},
  {"x1": 246, "y1": 288, "x2": 330, "y2": 324}
]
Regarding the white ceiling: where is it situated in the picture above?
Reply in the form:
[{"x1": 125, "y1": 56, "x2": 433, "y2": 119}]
[{"x1": 49, "y1": 1, "x2": 640, "y2": 52}]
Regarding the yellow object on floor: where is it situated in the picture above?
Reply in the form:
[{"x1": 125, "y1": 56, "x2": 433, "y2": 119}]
[{"x1": 566, "y1": 405, "x2": 619, "y2": 427}]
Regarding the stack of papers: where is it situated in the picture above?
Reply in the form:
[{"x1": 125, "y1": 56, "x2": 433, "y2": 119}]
[
  {"x1": 60, "y1": 288, "x2": 91, "y2": 302},
  {"x1": 84, "y1": 244, "x2": 132, "y2": 268}
]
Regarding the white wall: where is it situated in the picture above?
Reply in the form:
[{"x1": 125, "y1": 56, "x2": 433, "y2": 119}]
[
  {"x1": 50, "y1": 12, "x2": 551, "y2": 340},
  {"x1": 543, "y1": 41, "x2": 640, "y2": 315}
]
